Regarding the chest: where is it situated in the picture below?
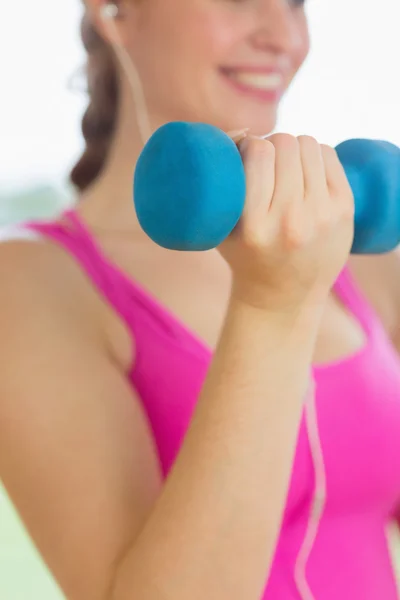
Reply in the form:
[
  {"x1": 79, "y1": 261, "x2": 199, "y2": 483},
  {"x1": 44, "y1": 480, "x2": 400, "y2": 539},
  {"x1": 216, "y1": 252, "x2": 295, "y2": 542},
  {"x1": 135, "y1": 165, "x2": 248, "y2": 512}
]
[
  {"x1": 132, "y1": 304, "x2": 400, "y2": 524},
  {"x1": 106, "y1": 240, "x2": 384, "y2": 366},
  {"x1": 107, "y1": 241, "x2": 400, "y2": 514},
  {"x1": 288, "y1": 343, "x2": 400, "y2": 520}
]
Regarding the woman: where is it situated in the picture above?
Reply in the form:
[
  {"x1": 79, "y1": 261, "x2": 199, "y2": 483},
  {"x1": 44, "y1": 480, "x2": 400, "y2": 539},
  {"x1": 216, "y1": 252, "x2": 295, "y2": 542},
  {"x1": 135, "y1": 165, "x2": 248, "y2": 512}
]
[{"x1": 1, "y1": 1, "x2": 400, "y2": 598}]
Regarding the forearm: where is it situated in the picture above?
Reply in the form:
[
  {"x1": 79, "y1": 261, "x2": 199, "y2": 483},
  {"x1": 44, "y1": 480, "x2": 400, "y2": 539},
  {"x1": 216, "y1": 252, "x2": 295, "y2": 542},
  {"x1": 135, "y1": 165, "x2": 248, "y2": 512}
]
[{"x1": 111, "y1": 296, "x2": 323, "y2": 600}]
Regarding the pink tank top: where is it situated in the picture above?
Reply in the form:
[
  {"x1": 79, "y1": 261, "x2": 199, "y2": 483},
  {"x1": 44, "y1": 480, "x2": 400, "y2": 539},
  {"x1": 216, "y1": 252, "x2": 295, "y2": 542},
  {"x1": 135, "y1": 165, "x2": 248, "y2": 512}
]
[{"x1": 26, "y1": 210, "x2": 400, "y2": 599}]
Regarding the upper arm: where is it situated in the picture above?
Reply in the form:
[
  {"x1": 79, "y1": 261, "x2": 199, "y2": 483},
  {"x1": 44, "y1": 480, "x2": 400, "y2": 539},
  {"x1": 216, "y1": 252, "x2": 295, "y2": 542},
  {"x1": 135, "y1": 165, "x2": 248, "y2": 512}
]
[{"x1": 0, "y1": 243, "x2": 162, "y2": 600}]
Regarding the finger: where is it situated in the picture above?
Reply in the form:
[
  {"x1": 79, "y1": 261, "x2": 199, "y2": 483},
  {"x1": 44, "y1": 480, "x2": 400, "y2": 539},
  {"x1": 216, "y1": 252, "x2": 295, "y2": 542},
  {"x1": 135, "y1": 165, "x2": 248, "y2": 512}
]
[
  {"x1": 298, "y1": 136, "x2": 329, "y2": 207},
  {"x1": 267, "y1": 134, "x2": 304, "y2": 213},
  {"x1": 321, "y1": 144, "x2": 353, "y2": 202},
  {"x1": 227, "y1": 128, "x2": 250, "y2": 145},
  {"x1": 239, "y1": 136, "x2": 276, "y2": 225},
  {"x1": 321, "y1": 146, "x2": 355, "y2": 228}
]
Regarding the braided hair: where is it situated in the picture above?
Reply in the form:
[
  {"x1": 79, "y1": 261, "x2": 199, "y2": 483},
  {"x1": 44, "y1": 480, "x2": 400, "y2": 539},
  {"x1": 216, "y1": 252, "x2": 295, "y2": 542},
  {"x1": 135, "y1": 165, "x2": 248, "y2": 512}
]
[{"x1": 70, "y1": 12, "x2": 120, "y2": 191}]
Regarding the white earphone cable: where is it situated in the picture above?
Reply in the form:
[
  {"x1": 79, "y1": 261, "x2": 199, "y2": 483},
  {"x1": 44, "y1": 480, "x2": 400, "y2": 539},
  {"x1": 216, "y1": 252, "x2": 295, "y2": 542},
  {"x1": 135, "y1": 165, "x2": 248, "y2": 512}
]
[{"x1": 101, "y1": 5, "x2": 152, "y2": 147}]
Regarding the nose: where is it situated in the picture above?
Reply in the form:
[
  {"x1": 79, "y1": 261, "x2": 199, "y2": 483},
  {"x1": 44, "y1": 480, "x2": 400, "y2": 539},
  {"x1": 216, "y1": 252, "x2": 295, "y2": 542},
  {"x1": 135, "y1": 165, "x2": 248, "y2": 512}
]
[{"x1": 250, "y1": 0, "x2": 303, "y2": 55}]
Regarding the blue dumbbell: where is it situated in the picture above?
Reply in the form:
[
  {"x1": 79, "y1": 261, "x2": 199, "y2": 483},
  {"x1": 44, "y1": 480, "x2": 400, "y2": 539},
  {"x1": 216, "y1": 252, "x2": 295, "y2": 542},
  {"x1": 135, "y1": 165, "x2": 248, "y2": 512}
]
[{"x1": 134, "y1": 122, "x2": 400, "y2": 254}]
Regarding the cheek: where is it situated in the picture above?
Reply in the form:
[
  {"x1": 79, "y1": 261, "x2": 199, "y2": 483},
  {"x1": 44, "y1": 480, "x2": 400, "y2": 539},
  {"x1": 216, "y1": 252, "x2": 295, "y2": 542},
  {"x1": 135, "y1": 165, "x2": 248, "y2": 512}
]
[
  {"x1": 132, "y1": 8, "x2": 232, "y2": 82},
  {"x1": 134, "y1": 9, "x2": 244, "y2": 108},
  {"x1": 194, "y1": 23, "x2": 240, "y2": 64},
  {"x1": 171, "y1": 5, "x2": 245, "y2": 69},
  {"x1": 293, "y1": 20, "x2": 310, "y2": 70}
]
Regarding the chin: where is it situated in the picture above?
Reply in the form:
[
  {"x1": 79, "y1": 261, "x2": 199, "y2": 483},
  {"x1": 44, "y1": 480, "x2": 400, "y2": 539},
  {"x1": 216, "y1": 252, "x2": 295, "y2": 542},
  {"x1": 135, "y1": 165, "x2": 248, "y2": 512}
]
[
  {"x1": 220, "y1": 115, "x2": 278, "y2": 138},
  {"x1": 247, "y1": 119, "x2": 277, "y2": 137},
  {"x1": 212, "y1": 104, "x2": 279, "y2": 138}
]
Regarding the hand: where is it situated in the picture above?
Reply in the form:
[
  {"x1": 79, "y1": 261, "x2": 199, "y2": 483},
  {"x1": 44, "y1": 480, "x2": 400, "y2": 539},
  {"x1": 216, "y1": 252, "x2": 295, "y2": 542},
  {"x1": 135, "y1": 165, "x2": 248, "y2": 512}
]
[{"x1": 220, "y1": 133, "x2": 355, "y2": 314}]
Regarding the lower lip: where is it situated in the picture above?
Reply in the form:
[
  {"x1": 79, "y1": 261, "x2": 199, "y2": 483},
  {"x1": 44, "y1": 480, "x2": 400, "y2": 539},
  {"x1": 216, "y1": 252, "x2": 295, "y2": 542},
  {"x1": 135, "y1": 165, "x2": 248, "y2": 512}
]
[{"x1": 221, "y1": 71, "x2": 282, "y2": 103}]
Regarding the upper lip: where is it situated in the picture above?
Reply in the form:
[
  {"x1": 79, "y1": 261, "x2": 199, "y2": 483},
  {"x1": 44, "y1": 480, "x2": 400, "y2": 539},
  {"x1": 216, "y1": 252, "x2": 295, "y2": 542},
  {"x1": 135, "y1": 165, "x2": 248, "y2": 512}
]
[{"x1": 222, "y1": 65, "x2": 285, "y2": 75}]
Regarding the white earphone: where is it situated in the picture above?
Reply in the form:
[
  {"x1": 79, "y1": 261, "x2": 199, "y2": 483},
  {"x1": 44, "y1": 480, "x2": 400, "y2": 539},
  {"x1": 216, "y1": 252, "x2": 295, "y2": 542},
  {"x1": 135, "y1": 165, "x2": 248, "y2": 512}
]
[
  {"x1": 98, "y1": 1, "x2": 152, "y2": 146},
  {"x1": 100, "y1": 2, "x2": 119, "y2": 21}
]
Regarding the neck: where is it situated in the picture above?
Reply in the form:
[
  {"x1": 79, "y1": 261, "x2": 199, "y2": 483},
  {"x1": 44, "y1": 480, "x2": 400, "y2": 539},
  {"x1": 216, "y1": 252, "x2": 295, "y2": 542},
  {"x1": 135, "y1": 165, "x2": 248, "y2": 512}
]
[{"x1": 78, "y1": 85, "x2": 164, "y2": 237}]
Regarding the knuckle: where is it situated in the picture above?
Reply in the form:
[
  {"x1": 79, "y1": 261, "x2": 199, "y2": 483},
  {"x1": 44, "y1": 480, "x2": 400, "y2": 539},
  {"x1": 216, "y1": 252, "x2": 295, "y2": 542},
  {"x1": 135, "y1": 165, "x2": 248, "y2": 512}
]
[
  {"x1": 297, "y1": 135, "x2": 319, "y2": 148},
  {"x1": 245, "y1": 137, "x2": 275, "y2": 162},
  {"x1": 268, "y1": 133, "x2": 298, "y2": 150},
  {"x1": 320, "y1": 143, "x2": 334, "y2": 152},
  {"x1": 316, "y1": 208, "x2": 333, "y2": 230},
  {"x1": 320, "y1": 144, "x2": 338, "y2": 159},
  {"x1": 285, "y1": 227, "x2": 309, "y2": 250},
  {"x1": 241, "y1": 225, "x2": 266, "y2": 251},
  {"x1": 283, "y1": 210, "x2": 309, "y2": 249}
]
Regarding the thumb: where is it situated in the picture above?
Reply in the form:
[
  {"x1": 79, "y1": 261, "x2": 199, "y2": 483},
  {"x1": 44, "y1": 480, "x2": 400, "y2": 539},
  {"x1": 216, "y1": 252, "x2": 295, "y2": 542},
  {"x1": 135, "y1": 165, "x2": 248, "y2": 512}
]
[{"x1": 227, "y1": 128, "x2": 250, "y2": 145}]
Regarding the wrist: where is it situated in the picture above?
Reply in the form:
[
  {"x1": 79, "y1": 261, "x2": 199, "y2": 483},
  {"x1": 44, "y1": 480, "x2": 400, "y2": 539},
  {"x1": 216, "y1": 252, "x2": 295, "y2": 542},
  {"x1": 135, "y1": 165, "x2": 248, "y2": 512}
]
[{"x1": 229, "y1": 281, "x2": 326, "y2": 339}]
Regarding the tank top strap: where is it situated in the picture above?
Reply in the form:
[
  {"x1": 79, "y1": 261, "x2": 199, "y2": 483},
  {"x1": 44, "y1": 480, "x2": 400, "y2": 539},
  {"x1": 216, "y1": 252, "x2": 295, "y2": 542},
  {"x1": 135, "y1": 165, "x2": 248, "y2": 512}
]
[
  {"x1": 26, "y1": 209, "x2": 131, "y2": 320},
  {"x1": 333, "y1": 266, "x2": 380, "y2": 335}
]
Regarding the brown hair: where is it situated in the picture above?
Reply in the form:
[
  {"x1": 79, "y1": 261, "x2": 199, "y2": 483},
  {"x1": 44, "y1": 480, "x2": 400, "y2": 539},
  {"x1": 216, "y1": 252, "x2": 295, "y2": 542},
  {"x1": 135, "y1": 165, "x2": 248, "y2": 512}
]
[{"x1": 70, "y1": 12, "x2": 120, "y2": 191}]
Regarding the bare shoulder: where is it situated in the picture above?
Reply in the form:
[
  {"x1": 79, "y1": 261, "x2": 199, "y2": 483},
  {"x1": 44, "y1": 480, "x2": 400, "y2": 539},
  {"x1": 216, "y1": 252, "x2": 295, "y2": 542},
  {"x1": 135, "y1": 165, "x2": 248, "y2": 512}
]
[
  {"x1": 0, "y1": 232, "x2": 101, "y2": 317},
  {"x1": 0, "y1": 233, "x2": 132, "y2": 368},
  {"x1": 349, "y1": 251, "x2": 400, "y2": 343},
  {"x1": 0, "y1": 236, "x2": 161, "y2": 600}
]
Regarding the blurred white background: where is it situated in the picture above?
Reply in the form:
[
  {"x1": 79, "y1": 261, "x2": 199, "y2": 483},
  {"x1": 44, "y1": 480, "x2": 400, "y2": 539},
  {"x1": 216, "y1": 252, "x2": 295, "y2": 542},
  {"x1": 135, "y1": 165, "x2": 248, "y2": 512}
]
[
  {"x1": 1, "y1": 0, "x2": 400, "y2": 193},
  {"x1": 0, "y1": 0, "x2": 85, "y2": 191},
  {"x1": 0, "y1": 1, "x2": 400, "y2": 598}
]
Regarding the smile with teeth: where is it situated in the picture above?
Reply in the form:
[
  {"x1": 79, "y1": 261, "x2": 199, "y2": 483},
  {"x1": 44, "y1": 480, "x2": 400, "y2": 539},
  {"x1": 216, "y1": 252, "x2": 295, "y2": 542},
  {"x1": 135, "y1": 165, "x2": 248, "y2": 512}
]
[{"x1": 224, "y1": 71, "x2": 283, "y2": 92}]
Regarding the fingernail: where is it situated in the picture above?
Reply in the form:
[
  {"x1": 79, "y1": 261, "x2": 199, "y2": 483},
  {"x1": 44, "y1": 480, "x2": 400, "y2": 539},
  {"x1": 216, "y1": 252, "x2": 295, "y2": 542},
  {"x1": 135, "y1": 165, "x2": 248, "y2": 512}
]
[
  {"x1": 238, "y1": 136, "x2": 249, "y2": 153},
  {"x1": 228, "y1": 128, "x2": 250, "y2": 142}
]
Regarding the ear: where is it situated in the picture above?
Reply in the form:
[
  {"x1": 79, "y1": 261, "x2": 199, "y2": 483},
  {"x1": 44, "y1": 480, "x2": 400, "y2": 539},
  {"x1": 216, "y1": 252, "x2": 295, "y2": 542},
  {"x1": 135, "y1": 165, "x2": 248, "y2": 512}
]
[{"x1": 84, "y1": 0, "x2": 138, "y2": 48}]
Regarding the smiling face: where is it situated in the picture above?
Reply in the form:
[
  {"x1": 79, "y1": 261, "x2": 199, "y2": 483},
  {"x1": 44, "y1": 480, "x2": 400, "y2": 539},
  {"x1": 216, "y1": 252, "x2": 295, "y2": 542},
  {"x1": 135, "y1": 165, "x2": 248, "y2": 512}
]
[{"x1": 98, "y1": 0, "x2": 310, "y2": 135}]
